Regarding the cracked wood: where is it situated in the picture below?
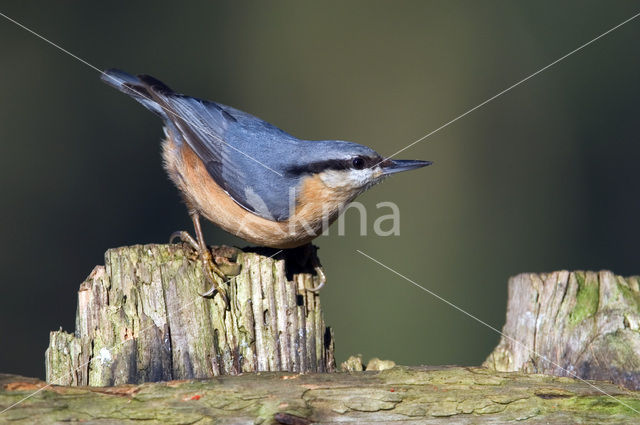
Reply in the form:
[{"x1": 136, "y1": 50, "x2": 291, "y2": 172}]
[
  {"x1": 45, "y1": 244, "x2": 335, "y2": 386},
  {"x1": 485, "y1": 270, "x2": 640, "y2": 390}
]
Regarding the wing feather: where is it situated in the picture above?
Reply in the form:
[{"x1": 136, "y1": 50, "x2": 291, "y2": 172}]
[{"x1": 103, "y1": 70, "x2": 298, "y2": 221}]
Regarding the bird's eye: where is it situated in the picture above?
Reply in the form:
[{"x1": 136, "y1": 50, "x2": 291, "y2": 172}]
[{"x1": 352, "y1": 157, "x2": 365, "y2": 170}]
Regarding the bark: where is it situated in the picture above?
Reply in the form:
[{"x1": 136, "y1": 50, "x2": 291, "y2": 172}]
[
  {"x1": 45, "y1": 244, "x2": 334, "y2": 386},
  {"x1": 2, "y1": 367, "x2": 639, "y2": 424},
  {"x1": 484, "y1": 270, "x2": 640, "y2": 390}
]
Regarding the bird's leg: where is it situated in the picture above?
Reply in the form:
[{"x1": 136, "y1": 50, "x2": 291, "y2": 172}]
[{"x1": 190, "y1": 212, "x2": 229, "y2": 303}]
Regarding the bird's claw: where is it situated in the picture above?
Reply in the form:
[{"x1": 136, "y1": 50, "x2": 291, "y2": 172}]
[
  {"x1": 169, "y1": 230, "x2": 199, "y2": 251},
  {"x1": 199, "y1": 258, "x2": 229, "y2": 303},
  {"x1": 199, "y1": 273, "x2": 229, "y2": 305},
  {"x1": 306, "y1": 265, "x2": 326, "y2": 292}
]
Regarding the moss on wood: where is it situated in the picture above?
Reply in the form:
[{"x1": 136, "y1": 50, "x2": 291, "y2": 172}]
[{"x1": 2, "y1": 367, "x2": 639, "y2": 424}]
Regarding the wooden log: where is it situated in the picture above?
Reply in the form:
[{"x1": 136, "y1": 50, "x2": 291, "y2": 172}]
[
  {"x1": 2, "y1": 366, "x2": 639, "y2": 424},
  {"x1": 484, "y1": 270, "x2": 640, "y2": 390},
  {"x1": 45, "y1": 244, "x2": 335, "y2": 386}
]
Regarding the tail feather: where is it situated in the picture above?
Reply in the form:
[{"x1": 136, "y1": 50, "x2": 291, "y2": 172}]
[
  {"x1": 136, "y1": 74, "x2": 174, "y2": 95},
  {"x1": 101, "y1": 69, "x2": 169, "y2": 118}
]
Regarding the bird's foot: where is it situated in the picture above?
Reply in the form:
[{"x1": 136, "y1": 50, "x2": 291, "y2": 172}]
[
  {"x1": 169, "y1": 230, "x2": 229, "y2": 305},
  {"x1": 197, "y1": 248, "x2": 229, "y2": 305}
]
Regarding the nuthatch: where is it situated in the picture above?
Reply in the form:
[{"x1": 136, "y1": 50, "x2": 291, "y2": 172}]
[{"x1": 102, "y1": 69, "x2": 431, "y2": 301}]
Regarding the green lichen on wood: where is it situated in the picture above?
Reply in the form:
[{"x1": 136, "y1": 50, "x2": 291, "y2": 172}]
[
  {"x1": 618, "y1": 275, "x2": 640, "y2": 312},
  {"x1": 2, "y1": 367, "x2": 640, "y2": 424},
  {"x1": 568, "y1": 271, "x2": 599, "y2": 325}
]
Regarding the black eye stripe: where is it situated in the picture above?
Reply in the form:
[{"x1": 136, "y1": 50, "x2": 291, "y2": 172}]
[{"x1": 286, "y1": 156, "x2": 383, "y2": 175}]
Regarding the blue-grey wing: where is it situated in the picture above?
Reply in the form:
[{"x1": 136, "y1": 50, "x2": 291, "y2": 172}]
[
  {"x1": 101, "y1": 70, "x2": 298, "y2": 221},
  {"x1": 163, "y1": 96, "x2": 300, "y2": 221}
]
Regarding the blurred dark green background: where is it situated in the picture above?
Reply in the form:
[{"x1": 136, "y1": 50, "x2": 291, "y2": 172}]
[{"x1": 1, "y1": 1, "x2": 639, "y2": 379}]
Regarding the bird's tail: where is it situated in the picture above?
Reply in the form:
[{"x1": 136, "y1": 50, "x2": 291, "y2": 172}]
[{"x1": 100, "y1": 69, "x2": 173, "y2": 118}]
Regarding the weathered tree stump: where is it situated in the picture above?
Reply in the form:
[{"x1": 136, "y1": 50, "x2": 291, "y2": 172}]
[
  {"x1": 2, "y1": 367, "x2": 639, "y2": 424},
  {"x1": 485, "y1": 270, "x2": 640, "y2": 390},
  {"x1": 45, "y1": 244, "x2": 335, "y2": 386}
]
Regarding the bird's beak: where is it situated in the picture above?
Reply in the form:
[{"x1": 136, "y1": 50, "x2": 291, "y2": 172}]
[{"x1": 381, "y1": 159, "x2": 433, "y2": 175}]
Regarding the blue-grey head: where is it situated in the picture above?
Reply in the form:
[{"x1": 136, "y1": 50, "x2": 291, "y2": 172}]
[{"x1": 285, "y1": 139, "x2": 431, "y2": 199}]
